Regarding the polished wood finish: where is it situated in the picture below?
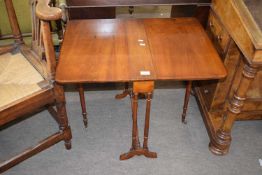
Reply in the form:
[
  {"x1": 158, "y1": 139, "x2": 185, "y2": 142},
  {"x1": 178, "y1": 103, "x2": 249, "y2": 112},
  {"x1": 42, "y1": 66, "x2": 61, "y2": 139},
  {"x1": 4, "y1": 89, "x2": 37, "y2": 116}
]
[
  {"x1": 56, "y1": 18, "x2": 226, "y2": 83},
  {"x1": 212, "y1": 0, "x2": 262, "y2": 65},
  {"x1": 244, "y1": 0, "x2": 262, "y2": 30},
  {"x1": 209, "y1": 64, "x2": 258, "y2": 155},
  {"x1": 56, "y1": 16, "x2": 226, "y2": 159},
  {"x1": 64, "y1": 0, "x2": 115, "y2": 126},
  {"x1": 54, "y1": 83, "x2": 72, "y2": 149},
  {"x1": 145, "y1": 18, "x2": 226, "y2": 80},
  {"x1": 195, "y1": 0, "x2": 262, "y2": 155},
  {"x1": 64, "y1": 0, "x2": 211, "y2": 124},
  {"x1": 182, "y1": 81, "x2": 192, "y2": 124},
  {"x1": 207, "y1": 11, "x2": 231, "y2": 56},
  {"x1": 120, "y1": 81, "x2": 157, "y2": 160},
  {"x1": 0, "y1": 0, "x2": 72, "y2": 173},
  {"x1": 36, "y1": 0, "x2": 62, "y2": 20},
  {"x1": 57, "y1": 19, "x2": 154, "y2": 83}
]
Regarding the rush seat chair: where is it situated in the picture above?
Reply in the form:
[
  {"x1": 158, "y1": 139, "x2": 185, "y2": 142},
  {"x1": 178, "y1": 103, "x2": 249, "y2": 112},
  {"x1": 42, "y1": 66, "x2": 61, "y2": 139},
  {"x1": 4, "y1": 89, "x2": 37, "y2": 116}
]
[{"x1": 0, "y1": 0, "x2": 72, "y2": 173}]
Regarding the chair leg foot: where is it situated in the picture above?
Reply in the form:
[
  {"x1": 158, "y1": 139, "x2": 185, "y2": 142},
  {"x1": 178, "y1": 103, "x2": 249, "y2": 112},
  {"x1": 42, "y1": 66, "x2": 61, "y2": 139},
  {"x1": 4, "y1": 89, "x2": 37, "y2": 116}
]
[{"x1": 65, "y1": 140, "x2": 72, "y2": 150}]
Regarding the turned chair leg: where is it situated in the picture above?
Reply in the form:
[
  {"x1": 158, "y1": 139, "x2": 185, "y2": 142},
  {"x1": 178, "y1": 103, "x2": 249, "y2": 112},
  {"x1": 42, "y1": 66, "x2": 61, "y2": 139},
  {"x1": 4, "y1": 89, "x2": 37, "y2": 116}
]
[
  {"x1": 55, "y1": 84, "x2": 72, "y2": 149},
  {"x1": 181, "y1": 81, "x2": 192, "y2": 124},
  {"x1": 78, "y1": 84, "x2": 88, "y2": 128}
]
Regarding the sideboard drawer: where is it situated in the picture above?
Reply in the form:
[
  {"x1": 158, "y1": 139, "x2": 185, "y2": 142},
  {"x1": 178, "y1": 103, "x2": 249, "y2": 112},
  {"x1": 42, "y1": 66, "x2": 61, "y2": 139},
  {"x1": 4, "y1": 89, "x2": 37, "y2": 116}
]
[
  {"x1": 207, "y1": 11, "x2": 231, "y2": 55},
  {"x1": 198, "y1": 80, "x2": 217, "y2": 111}
]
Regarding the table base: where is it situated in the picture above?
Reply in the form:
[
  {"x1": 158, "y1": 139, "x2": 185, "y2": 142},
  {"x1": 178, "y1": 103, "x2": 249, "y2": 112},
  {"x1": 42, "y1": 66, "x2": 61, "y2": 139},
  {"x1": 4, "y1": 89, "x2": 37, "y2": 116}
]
[
  {"x1": 120, "y1": 147, "x2": 157, "y2": 160},
  {"x1": 117, "y1": 81, "x2": 157, "y2": 160}
]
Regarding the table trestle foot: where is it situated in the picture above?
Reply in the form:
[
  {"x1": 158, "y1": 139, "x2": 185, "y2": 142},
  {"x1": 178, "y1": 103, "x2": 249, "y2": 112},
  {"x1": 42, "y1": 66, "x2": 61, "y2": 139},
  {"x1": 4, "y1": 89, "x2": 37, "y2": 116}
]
[
  {"x1": 120, "y1": 81, "x2": 157, "y2": 160},
  {"x1": 115, "y1": 82, "x2": 132, "y2": 99}
]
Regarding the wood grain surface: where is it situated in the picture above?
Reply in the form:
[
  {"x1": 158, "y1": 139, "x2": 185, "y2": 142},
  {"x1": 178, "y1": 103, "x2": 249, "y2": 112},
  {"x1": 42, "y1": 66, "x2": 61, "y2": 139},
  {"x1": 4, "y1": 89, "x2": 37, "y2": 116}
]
[
  {"x1": 56, "y1": 18, "x2": 226, "y2": 83},
  {"x1": 67, "y1": 0, "x2": 210, "y2": 6}
]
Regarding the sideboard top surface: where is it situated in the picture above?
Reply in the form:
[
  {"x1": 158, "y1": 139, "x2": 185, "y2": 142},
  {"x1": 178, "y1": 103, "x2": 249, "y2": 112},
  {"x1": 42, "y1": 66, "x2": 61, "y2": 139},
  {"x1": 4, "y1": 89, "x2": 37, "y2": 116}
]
[
  {"x1": 234, "y1": 0, "x2": 262, "y2": 49},
  {"x1": 212, "y1": 0, "x2": 262, "y2": 64},
  {"x1": 243, "y1": 0, "x2": 262, "y2": 30},
  {"x1": 67, "y1": 0, "x2": 210, "y2": 6}
]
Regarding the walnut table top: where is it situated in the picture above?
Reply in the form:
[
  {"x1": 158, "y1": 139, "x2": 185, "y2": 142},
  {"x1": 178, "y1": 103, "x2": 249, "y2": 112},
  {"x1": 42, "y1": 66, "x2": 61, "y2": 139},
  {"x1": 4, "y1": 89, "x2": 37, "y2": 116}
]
[{"x1": 56, "y1": 18, "x2": 226, "y2": 83}]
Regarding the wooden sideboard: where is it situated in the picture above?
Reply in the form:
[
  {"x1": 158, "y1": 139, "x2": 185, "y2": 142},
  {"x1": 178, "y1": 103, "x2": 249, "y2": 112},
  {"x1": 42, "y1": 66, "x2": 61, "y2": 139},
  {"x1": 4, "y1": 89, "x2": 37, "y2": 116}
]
[
  {"x1": 65, "y1": 0, "x2": 210, "y2": 20},
  {"x1": 195, "y1": 0, "x2": 262, "y2": 155}
]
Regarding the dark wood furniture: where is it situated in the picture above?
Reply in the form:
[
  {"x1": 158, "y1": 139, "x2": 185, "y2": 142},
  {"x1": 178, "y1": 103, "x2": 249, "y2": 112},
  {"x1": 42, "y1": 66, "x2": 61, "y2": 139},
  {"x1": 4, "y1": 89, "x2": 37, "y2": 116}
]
[
  {"x1": 195, "y1": 0, "x2": 262, "y2": 155},
  {"x1": 66, "y1": 0, "x2": 115, "y2": 19},
  {"x1": 182, "y1": 81, "x2": 192, "y2": 123},
  {"x1": 65, "y1": 0, "x2": 210, "y2": 6},
  {"x1": 56, "y1": 14, "x2": 226, "y2": 159},
  {"x1": 170, "y1": 1, "x2": 211, "y2": 27},
  {"x1": 65, "y1": 0, "x2": 210, "y2": 22},
  {"x1": 0, "y1": 0, "x2": 72, "y2": 173}
]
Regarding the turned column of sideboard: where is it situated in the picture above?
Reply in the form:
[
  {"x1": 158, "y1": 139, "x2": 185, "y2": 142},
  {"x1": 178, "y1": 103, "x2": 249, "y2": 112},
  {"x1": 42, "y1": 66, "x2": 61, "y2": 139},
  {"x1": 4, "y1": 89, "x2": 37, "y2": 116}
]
[{"x1": 195, "y1": 0, "x2": 262, "y2": 155}]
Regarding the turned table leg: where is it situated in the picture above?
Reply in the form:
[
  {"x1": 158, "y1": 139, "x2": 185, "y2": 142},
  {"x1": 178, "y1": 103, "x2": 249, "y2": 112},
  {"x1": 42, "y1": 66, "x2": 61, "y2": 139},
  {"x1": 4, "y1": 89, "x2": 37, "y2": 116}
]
[
  {"x1": 54, "y1": 83, "x2": 72, "y2": 149},
  {"x1": 209, "y1": 64, "x2": 258, "y2": 155},
  {"x1": 142, "y1": 92, "x2": 157, "y2": 158},
  {"x1": 181, "y1": 81, "x2": 192, "y2": 124},
  {"x1": 78, "y1": 84, "x2": 88, "y2": 128},
  {"x1": 120, "y1": 92, "x2": 140, "y2": 160},
  {"x1": 120, "y1": 81, "x2": 157, "y2": 160}
]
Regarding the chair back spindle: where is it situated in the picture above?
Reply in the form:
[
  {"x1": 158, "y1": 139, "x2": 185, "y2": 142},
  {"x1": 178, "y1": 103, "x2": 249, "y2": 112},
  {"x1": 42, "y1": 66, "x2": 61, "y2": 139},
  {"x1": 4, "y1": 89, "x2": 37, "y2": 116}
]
[
  {"x1": 4, "y1": 0, "x2": 23, "y2": 44},
  {"x1": 0, "y1": 1, "x2": 71, "y2": 173},
  {"x1": 31, "y1": 0, "x2": 45, "y2": 59},
  {"x1": 19, "y1": 0, "x2": 61, "y2": 81}
]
